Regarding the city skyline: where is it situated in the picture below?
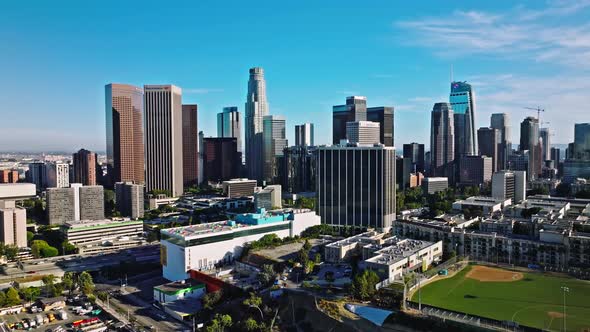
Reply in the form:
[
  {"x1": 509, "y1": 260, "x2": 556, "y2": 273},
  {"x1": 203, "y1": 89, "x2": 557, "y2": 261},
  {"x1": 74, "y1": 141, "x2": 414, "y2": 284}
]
[{"x1": 2, "y1": 1, "x2": 590, "y2": 152}]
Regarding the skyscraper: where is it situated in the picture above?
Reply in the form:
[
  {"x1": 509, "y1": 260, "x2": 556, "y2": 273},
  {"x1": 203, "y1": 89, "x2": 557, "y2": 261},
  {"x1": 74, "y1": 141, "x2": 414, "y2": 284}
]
[
  {"x1": 317, "y1": 144, "x2": 396, "y2": 231},
  {"x1": 430, "y1": 102, "x2": 455, "y2": 179},
  {"x1": 346, "y1": 121, "x2": 380, "y2": 145},
  {"x1": 26, "y1": 162, "x2": 47, "y2": 190},
  {"x1": 492, "y1": 170, "x2": 526, "y2": 203},
  {"x1": 217, "y1": 106, "x2": 242, "y2": 152},
  {"x1": 182, "y1": 104, "x2": 199, "y2": 187},
  {"x1": 477, "y1": 127, "x2": 500, "y2": 173},
  {"x1": 367, "y1": 106, "x2": 394, "y2": 147},
  {"x1": 490, "y1": 113, "x2": 511, "y2": 170},
  {"x1": 550, "y1": 147, "x2": 561, "y2": 164},
  {"x1": 144, "y1": 85, "x2": 184, "y2": 197},
  {"x1": 539, "y1": 128, "x2": 551, "y2": 162},
  {"x1": 115, "y1": 182, "x2": 144, "y2": 219},
  {"x1": 450, "y1": 81, "x2": 477, "y2": 159},
  {"x1": 105, "y1": 83, "x2": 145, "y2": 186},
  {"x1": 459, "y1": 155, "x2": 492, "y2": 186},
  {"x1": 73, "y1": 149, "x2": 97, "y2": 186},
  {"x1": 263, "y1": 115, "x2": 288, "y2": 183},
  {"x1": 245, "y1": 67, "x2": 269, "y2": 183},
  {"x1": 402, "y1": 143, "x2": 425, "y2": 173},
  {"x1": 573, "y1": 123, "x2": 590, "y2": 160},
  {"x1": 332, "y1": 96, "x2": 367, "y2": 144},
  {"x1": 295, "y1": 123, "x2": 314, "y2": 147},
  {"x1": 520, "y1": 116, "x2": 541, "y2": 180},
  {"x1": 563, "y1": 123, "x2": 590, "y2": 183},
  {"x1": 279, "y1": 146, "x2": 317, "y2": 193}
]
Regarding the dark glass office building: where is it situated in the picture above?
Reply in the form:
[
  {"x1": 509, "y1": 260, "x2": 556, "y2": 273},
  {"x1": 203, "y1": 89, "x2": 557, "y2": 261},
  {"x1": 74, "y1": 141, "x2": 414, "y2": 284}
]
[
  {"x1": 202, "y1": 137, "x2": 241, "y2": 183},
  {"x1": 402, "y1": 143, "x2": 425, "y2": 173},
  {"x1": 317, "y1": 145, "x2": 396, "y2": 231},
  {"x1": 332, "y1": 96, "x2": 367, "y2": 144},
  {"x1": 367, "y1": 106, "x2": 394, "y2": 147},
  {"x1": 279, "y1": 146, "x2": 317, "y2": 193}
]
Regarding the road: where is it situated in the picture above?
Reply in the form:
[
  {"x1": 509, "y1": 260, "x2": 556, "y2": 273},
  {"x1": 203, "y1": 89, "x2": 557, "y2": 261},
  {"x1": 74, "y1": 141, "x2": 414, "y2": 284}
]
[{"x1": 0, "y1": 245, "x2": 160, "y2": 281}]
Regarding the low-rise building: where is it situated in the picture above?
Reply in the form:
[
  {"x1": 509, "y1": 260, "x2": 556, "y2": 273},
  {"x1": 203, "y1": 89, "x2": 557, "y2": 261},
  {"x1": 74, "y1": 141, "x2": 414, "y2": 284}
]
[
  {"x1": 61, "y1": 218, "x2": 145, "y2": 254},
  {"x1": 160, "y1": 208, "x2": 320, "y2": 281},
  {"x1": 148, "y1": 196, "x2": 179, "y2": 210},
  {"x1": 452, "y1": 196, "x2": 512, "y2": 215},
  {"x1": 222, "y1": 179, "x2": 257, "y2": 198},
  {"x1": 153, "y1": 280, "x2": 206, "y2": 304},
  {"x1": 255, "y1": 185, "x2": 282, "y2": 210},
  {"x1": 422, "y1": 177, "x2": 448, "y2": 194}
]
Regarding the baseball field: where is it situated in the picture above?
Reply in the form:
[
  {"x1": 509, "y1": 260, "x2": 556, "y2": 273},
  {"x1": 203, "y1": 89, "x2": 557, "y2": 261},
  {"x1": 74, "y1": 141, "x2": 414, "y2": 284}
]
[{"x1": 412, "y1": 264, "x2": 590, "y2": 331}]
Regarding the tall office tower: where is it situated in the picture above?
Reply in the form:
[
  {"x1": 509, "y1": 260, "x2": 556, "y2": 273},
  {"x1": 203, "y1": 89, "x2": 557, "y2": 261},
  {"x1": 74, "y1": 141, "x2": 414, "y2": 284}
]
[
  {"x1": 430, "y1": 102, "x2": 455, "y2": 179},
  {"x1": 279, "y1": 146, "x2": 317, "y2": 193},
  {"x1": 115, "y1": 182, "x2": 144, "y2": 219},
  {"x1": 346, "y1": 121, "x2": 380, "y2": 145},
  {"x1": 182, "y1": 104, "x2": 199, "y2": 187},
  {"x1": 202, "y1": 137, "x2": 241, "y2": 183},
  {"x1": 217, "y1": 106, "x2": 242, "y2": 153},
  {"x1": 295, "y1": 123, "x2": 314, "y2": 147},
  {"x1": 550, "y1": 147, "x2": 561, "y2": 164},
  {"x1": 492, "y1": 170, "x2": 526, "y2": 203},
  {"x1": 450, "y1": 81, "x2": 477, "y2": 159},
  {"x1": 72, "y1": 149, "x2": 97, "y2": 186},
  {"x1": 459, "y1": 155, "x2": 492, "y2": 186},
  {"x1": 0, "y1": 201, "x2": 27, "y2": 248},
  {"x1": 144, "y1": 85, "x2": 184, "y2": 197},
  {"x1": 491, "y1": 113, "x2": 512, "y2": 170},
  {"x1": 563, "y1": 123, "x2": 590, "y2": 183},
  {"x1": 332, "y1": 96, "x2": 367, "y2": 144},
  {"x1": 0, "y1": 170, "x2": 19, "y2": 184},
  {"x1": 477, "y1": 127, "x2": 500, "y2": 173},
  {"x1": 46, "y1": 162, "x2": 70, "y2": 188},
  {"x1": 26, "y1": 162, "x2": 47, "y2": 189},
  {"x1": 367, "y1": 106, "x2": 394, "y2": 146},
  {"x1": 317, "y1": 144, "x2": 396, "y2": 231},
  {"x1": 402, "y1": 143, "x2": 425, "y2": 173},
  {"x1": 520, "y1": 116, "x2": 541, "y2": 180},
  {"x1": 539, "y1": 128, "x2": 551, "y2": 162},
  {"x1": 105, "y1": 83, "x2": 145, "y2": 186},
  {"x1": 198, "y1": 131, "x2": 205, "y2": 184},
  {"x1": 263, "y1": 115, "x2": 288, "y2": 183},
  {"x1": 245, "y1": 67, "x2": 269, "y2": 183}
]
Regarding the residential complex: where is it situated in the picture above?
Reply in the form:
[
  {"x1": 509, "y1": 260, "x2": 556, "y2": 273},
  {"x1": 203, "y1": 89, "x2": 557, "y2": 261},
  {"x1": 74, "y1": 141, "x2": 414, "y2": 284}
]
[{"x1": 46, "y1": 185, "x2": 104, "y2": 225}]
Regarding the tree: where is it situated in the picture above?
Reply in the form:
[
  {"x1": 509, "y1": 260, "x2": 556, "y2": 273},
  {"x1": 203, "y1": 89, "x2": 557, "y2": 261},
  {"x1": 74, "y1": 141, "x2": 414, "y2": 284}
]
[
  {"x1": 31, "y1": 242, "x2": 41, "y2": 259},
  {"x1": 146, "y1": 232, "x2": 158, "y2": 243},
  {"x1": 0, "y1": 291, "x2": 6, "y2": 307},
  {"x1": 303, "y1": 239, "x2": 312, "y2": 251},
  {"x1": 4, "y1": 245, "x2": 18, "y2": 261},
  {"x1": 26, "y1": 231, "x2": 35, "y2": 244},
  {"x1": 20, "y1": 287, "x2": 40, "y2": 304},
  {"x1": 61, "y1": 241, "x2": 77, "y2": 255},
  {"x1": 78, "y1": 271, "x2": 95, "y2": 295},
  {"x1": 351, "y1": 270, "x2": 380, "y2": 301},
  {"x1": 555, "y1": 183, "x2": 571, "y2": 197},
  {"x1": 62, "y1": 272, "x2": 76, "y2": 295},
  {"x1": 5, "y1": 287, "x2": 21, "y2": 306},
  {"x1": 41, "y1": 246, "x2": 59, "y2": 258},
  {"x1": 206, "y1": 314, "x2": 232, "y2": 332},
  {"x1": 243, "y1": 317, "x2": 259, "y2": 331},
  {"x1": 202, "y1": 290, "x2": 223, "y2": 310},
  {"x1": 243, "y1": 293, "x2": 264, "y2": 320},
  {"x1": 258, "y1": 264, "x2": 275, "y2": 285},
  {"x1": 104, "y1": 189, "x2": 116, "y2": 217}
]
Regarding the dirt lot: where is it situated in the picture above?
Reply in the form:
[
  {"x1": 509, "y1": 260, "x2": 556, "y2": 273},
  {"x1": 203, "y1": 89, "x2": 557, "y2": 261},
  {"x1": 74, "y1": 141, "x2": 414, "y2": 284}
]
[{"x1": 466, "y1": 265, "x2": 523, "y2": 282}]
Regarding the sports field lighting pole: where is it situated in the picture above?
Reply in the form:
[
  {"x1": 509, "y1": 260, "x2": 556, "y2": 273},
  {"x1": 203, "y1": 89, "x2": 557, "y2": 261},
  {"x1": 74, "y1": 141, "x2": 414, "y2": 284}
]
[{"x1": 561, "y1": 286, "x2": 569, "y2": 332}]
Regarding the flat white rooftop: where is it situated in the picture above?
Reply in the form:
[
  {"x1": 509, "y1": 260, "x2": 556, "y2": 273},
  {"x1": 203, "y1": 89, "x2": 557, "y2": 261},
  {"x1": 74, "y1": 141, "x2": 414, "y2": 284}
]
[
  {"x1": 365, "y1": 239, "x2": 435, "y2": 266},
  {"x1": 0, "y1": 183, "x2": 36, "y2": 200}
]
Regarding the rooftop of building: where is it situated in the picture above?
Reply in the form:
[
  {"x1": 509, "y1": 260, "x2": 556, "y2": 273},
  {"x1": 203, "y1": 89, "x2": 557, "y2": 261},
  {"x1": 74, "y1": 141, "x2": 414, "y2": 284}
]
[
  {"x1": 454, "y1": 196, "x2": 511, "y2": 207},
  {"x1": 365, "y1": 238, "x2": 437, "y2": 266},
  {"x1": 161, "y1": 208, "x2": 313, "y2": 240},
  {"x1": 62, "y1": 218, "x2": 139, "y2": 229},
  {"x1": 325, "y1": 231, "x2": 384, "y2": 249},
  {"x1": 222, "y1": 178, "x2": 257, "y2": 184},
  {"x1": 154, "y1": 280, "x2": 205, "y2": 295},
  {"x1": 423, "y1": 177, "x2": 448, "y2": 182},
  {"x1": 0, "y1": 183, "x2": 36, "y2": 200}
]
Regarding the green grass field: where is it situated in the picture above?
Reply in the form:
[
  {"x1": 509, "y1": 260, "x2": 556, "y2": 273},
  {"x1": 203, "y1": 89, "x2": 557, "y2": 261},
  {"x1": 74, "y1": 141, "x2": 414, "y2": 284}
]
[{"x1": 412, "y1": 264, "x2": 590, "y2": 331}]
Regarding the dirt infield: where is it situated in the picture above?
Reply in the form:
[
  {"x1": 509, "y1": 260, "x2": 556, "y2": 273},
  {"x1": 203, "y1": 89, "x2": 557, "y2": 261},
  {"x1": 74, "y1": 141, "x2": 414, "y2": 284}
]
[
  {"x1": 466, "y1": 265, "x2": 524, "y2": 282},
  {"x1": 547, "y1": 311, "x2": 565, "y2": 319}
]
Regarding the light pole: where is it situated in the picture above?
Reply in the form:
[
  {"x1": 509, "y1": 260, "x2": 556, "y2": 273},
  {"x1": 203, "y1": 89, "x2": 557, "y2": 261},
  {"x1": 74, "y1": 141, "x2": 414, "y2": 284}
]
[{"x1": 561, "y1": 286, "x2": 569, "y2": 332}]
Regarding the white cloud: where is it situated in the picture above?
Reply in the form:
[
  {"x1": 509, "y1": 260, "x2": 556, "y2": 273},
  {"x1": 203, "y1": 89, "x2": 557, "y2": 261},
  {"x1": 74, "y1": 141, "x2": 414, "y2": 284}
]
[{"x1": 395, "y1": 2, "x2": 590, "y2": 68}]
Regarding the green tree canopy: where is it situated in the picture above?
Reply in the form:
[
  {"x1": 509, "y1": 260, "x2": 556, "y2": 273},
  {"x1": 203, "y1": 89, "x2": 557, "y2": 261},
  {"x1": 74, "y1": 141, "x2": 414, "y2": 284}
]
[{"x1": 5, "y1": 287, "x2": 21, "y2": 306}]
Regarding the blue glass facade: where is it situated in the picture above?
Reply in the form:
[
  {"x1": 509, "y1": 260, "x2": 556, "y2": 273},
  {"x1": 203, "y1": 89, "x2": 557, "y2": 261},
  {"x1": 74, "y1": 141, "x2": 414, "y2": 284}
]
[{"x1": 450, "y1": 81, "x2": 477, "y2": 160}]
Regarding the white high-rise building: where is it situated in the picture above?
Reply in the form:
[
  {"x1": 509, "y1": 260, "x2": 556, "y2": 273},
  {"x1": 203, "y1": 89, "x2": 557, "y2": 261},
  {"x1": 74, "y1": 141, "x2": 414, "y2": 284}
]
[
  {"x1": 245, "y1": 67, "x2": 269, "y2": 183},
  {"x1": 144, "y1": 85, "x2": 184, "y2": 197},
  {"x1": 492, "y1": 170, "x2": 526, "y2": 203},
  {"x1": 46, "y1": 162, "x2": 70, "y2": 188},
  {"x1": 295, "y1": 123, "x2": 314, "y2": 147},
  {"x1": 346, "y1": 121, "x2": 380, "y2": 145}
]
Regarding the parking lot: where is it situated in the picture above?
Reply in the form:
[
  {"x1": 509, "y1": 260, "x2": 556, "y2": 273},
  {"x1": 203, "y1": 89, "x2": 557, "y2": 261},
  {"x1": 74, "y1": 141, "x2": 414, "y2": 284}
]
[{"x1": 1, "y1": 295, "x2": 112, "y2": 331}]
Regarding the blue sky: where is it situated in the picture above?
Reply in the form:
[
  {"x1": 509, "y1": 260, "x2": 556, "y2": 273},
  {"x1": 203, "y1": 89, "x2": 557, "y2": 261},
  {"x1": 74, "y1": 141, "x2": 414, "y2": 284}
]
[{"x1": 1, "y1": 0, "x2": 589, "y2": 152}]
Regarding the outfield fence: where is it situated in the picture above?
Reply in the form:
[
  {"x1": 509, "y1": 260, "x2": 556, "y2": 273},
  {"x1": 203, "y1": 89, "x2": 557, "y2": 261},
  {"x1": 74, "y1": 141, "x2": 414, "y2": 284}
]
[{"x1": 406, "y1": 301, "x2": 543, "y2": 332}]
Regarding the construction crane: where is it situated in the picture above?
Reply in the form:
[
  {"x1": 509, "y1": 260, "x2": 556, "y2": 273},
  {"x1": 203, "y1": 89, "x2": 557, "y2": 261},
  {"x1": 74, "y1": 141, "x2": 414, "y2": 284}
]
[{"x1": 523, "y1": 106, "x2": 545, "y2": 122}]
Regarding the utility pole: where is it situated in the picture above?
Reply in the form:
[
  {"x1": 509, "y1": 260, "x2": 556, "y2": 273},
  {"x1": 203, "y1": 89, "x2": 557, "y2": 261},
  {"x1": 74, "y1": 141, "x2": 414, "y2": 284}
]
[{"x1": 562, "y1": 286, "x2": 569, "y2": 332}]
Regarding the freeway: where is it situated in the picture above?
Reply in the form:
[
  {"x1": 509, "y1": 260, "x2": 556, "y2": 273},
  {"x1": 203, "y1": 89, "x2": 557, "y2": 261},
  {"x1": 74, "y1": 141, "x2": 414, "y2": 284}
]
[{"x1": 0, "y1": 245, "x2": 160, "y2": 281}]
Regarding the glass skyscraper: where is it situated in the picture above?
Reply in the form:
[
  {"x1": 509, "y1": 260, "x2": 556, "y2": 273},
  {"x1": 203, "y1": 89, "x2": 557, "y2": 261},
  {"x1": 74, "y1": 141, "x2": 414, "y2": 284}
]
[
  {"x1": 430, "y1": 102, "x2": 455, "y2": 180},
  {"x1": 491, "y1": 113, "x2": 511, "y2": 170},
  {"x1": 217, "y1": 106, "x2": 241, "y2": 153},
  {"x1": 263, "y1": 115, "x2": 288, "y2": 184},
  {"x1": 245, "y1": 67, "x2": 269, "y2": 183},
  {"x1": 450, "y1": 81, "x2": 477, "y2": 159}
]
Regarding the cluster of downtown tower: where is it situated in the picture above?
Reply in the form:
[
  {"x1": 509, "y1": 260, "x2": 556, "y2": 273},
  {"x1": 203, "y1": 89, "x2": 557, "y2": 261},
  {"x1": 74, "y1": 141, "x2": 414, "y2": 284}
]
[{"x1": 104, "y1": 67, "x2": 590, "y2": 232}]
